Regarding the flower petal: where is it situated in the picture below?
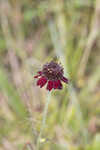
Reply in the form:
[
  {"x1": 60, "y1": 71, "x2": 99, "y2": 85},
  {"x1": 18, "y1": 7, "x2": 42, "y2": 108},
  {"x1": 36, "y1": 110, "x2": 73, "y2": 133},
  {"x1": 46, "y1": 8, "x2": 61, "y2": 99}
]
[
  {"x1": 57, "y1": 80, "x2": 62, "y2": 89},
  {"x1": 61, "y1": 76, "x2": 68, "y2": 83},
  {"x1": 34, "y1": 75, "x2": 39, "y2": 78},
  {"x1": 38, "y1": 71, "x2": 42, "y2": 75},
  {"x1": 37, "y1": 76, "x2": 47, "y2": 88},
  {"x1": 53, "y1": 80, "x2": 59, "y2": 89},
  {"x1": 34, "y1": 71, "x2": 42, "y2": 78},
  {"x1": 47, "y1": 80, "x2": 53, "y2": 91}
]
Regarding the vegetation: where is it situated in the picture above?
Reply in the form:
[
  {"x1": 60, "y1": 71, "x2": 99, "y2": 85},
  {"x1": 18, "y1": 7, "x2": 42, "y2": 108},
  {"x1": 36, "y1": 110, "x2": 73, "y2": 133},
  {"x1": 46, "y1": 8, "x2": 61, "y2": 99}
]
[{"x1": 0, "y1": 0, "x2": 100, "y2": 149}]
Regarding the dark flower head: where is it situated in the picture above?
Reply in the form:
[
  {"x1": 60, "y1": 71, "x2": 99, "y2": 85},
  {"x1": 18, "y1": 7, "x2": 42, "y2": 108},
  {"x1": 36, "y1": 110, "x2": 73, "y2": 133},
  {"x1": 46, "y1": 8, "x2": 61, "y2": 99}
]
[{"x1": 34, "y1": 61, "x2": 68, "y2": 91}]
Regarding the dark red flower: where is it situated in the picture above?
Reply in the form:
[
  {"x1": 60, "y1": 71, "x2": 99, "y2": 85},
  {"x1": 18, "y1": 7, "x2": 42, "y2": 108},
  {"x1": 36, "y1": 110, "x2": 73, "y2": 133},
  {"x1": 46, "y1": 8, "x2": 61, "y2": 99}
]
[{"x1": 34, "y1": 61, "x2": 68, "y2": 91}]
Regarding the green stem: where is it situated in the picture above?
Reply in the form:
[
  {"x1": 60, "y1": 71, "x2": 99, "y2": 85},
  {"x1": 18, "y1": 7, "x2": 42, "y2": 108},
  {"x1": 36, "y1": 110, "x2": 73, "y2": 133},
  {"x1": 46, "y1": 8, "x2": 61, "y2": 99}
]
[{"x1": 36, "y1": 92, "x2": 51, "y2": 150}]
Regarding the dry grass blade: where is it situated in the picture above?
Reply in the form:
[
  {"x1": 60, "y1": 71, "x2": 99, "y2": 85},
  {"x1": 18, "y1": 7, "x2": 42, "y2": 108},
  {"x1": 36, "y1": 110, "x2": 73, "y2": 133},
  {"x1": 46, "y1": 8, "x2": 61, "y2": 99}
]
[{"x1": 78, "y1": 0, "x2": 100, "y2": 77}]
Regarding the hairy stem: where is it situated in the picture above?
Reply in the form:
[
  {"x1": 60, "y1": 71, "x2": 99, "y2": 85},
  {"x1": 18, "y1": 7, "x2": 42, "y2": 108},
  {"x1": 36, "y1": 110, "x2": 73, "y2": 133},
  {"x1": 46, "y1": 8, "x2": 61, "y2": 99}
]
[{"x1": 36, "y1": 92, "x2": 51, "y2": 150}]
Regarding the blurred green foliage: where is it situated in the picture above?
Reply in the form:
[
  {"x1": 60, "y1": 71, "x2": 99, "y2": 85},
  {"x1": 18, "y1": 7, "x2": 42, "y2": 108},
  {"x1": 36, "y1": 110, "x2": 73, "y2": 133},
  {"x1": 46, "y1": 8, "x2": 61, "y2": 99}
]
[{"x1": 0, "y1": 0, "x2": 100, "y2": 150}]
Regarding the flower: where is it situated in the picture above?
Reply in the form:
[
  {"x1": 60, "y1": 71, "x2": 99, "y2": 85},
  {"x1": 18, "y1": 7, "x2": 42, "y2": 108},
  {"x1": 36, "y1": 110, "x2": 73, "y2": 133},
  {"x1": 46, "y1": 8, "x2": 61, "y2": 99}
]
[{"x1": 34, "y1": 61, "x2": 68, "y2": 91}]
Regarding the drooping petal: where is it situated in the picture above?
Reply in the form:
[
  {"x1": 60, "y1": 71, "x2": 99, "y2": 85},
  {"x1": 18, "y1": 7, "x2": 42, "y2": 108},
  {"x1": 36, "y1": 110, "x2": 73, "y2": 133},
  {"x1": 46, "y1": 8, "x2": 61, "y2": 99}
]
[
  {"x1": 34, "y1": 71, "x2": 42, "y2": 78},
  {"x1": 34, "y1": 75, "x2": 39, "y2": 78},
  {"x1": 47, "y1": 80, "x2": 53, "y2": 91},
  {"x1": 57, "y1": 80, "x2": 62, "y2": 89},
  {"x1": 61, "y1": 76, "x2": 68, "y2": 83},
  {"x1": 37, "y1": 76, "x2": 47, "y2": 88},
  {"x1": 38, "y1": 71, "x2": 42, "y2": 75},
  {"x1": 53, "y1": 80, "x2": 59, "y2": 89}
]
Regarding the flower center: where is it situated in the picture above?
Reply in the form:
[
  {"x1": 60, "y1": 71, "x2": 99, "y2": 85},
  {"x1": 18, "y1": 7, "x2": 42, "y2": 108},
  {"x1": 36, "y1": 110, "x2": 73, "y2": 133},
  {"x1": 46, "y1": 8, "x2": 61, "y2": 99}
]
[{"x1": 42, "y1": 61, "x2": 63, "y2": 80}]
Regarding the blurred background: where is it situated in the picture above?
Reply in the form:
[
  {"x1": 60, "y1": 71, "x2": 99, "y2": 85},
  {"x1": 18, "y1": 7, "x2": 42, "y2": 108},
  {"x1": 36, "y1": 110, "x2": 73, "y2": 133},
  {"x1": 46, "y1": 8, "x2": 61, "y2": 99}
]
[{"x1": 0, "y1": 0, "x2": 100, "y2": 149}]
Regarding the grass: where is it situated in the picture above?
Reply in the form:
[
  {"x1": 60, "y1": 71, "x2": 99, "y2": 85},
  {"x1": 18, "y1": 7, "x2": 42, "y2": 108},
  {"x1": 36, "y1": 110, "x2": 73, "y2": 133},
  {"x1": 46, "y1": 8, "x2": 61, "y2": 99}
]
[{"x1": 0, "y1": 0, "x2": 100, "y2": 150}]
